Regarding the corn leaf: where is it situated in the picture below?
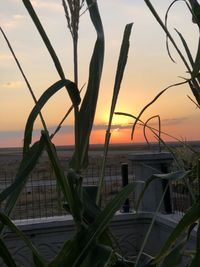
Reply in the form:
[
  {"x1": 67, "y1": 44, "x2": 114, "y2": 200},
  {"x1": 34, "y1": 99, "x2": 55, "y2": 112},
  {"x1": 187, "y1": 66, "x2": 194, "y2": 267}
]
[
  {"x1": 96, "y1": 22, "x2": 133, "y2": 205},
  {"x1": 22, "y1": 0, "x2": 65, "y2": 78},
  {"x1": 0, "y1": 213, "x2": 46, "y2": 267},
  {"x1": 190, "y1": 219, "x2": 200, "y2": 266},
  {"x1": 0, "y1": 238, "x2": 18, "y2": 267},
  {"x1": 79, "y1": 244, "x2": 112, "y2": 267},
  {"x1": 188, "y1": 0, "x2": 200, "y2": 26},
  {"x1": 71, "y1": 0, "x2": 105, "y2": 170},
  {"x1": 193, "y1": 38, "x2": 200, "y2": 77},
  {"x1": 110, "y1": 23, "x2": 133, "y2": 119},
  {"x1": 41, "y1": 131, "x2": 83, "y2": 225},
  {"x1": 48, "y1": 240, "x2": 73, "y2": 267},
  {"x1": 153, "y1": 203, "x2": 200, "y2": 264},
  {"x1": 23, "y1": 79, "x2": 80, "y2": 155},
  {"x1": 50, "y1": 184, "x2": 135, "y2": 267},
  {"x1": 72, "y1": 184, "x2": 135, "y2": 267}
]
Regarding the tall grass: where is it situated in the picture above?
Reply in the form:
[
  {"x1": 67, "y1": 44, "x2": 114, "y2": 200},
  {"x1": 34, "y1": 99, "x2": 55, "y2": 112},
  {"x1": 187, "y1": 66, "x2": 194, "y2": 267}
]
[{"x1": 117, "y1": 1, "x2": 200, "y2": 266}]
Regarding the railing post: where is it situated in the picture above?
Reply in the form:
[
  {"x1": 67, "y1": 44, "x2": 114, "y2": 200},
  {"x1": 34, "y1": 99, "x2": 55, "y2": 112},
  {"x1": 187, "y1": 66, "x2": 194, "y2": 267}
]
[
  {"x1": 121, "y1": 163, "x2": 130, "y2": 212},
  {"x1": 128, "y1": 152, "x2": 173, "y2": 213}
]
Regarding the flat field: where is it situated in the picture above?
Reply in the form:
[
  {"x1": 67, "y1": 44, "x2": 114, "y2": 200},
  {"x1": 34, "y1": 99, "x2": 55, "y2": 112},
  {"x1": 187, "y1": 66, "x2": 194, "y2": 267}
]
[{"x1": 0, "y1": 141, "x2": 199, "y2": 220}]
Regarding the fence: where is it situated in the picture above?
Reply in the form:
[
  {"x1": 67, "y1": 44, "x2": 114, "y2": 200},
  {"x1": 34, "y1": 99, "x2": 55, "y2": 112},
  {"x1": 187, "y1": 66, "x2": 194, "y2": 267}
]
[
  {"x1": 170, "y1": 179, "x2": 198, "y2": 215},
  {"x1": 0, "y1": 163, "x2": 197, "y2": 221},
  {"x1": 0, "y1": 163, "x2": 135, "y2": 221}
]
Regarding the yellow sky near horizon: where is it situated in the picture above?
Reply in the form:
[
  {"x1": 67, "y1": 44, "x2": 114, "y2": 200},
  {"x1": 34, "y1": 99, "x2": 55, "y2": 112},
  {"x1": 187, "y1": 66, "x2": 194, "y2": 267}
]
[{"x1": 0, "y1": 0, "x2": 200, "y2": 148}]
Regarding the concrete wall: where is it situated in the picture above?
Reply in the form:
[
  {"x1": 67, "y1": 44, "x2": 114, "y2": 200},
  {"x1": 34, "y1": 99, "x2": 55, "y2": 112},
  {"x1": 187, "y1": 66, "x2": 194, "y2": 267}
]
[{"x1": 0, "y1": 213, "x2": 196, "y2": 267}]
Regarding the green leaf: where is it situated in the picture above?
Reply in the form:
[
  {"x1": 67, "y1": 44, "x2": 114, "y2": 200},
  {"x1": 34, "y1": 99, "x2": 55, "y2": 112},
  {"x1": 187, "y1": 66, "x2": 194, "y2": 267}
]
[
  {"x1": 193, "y1": 38, "x2": 200, "y2": 77},
  {"x1": 110, "y1": 23, "x2": 133, "y2": 119},
  {"x1": 160, "y1": 240, "x2": 186, "y2": 267},
  {"x1": 22, "y1": 0, "x2": 65, "y2": 78},
  {"x1": 188, "y1": 0, "x2": 200, "y2": 26},
  {"x1": 23, "y1": 79, "x2": 80, "y2": 154},
  {"x1": 135, "y1": 170, "x2": 190, "y2": 211},
  {"x1": 0, "y1": 238, "x2": 18, "y2": 267},
  {"x1": 153, "y1": 203, "x2": 200, "y2": 264},
  {"x1": 72, "y1": 184, "x2": 136, "y2": 267},
  {"x1": 0, "y1": 213, "x2": 46, "y2": 267},
  {"x1": 190, "y1": 217, "x2": 200, "y2": 266},
  {"x1": 96, "y1": 22, "x2": 133, "y2": 205},
  {"x1": 71, "y1": 0, "x2": 105, "y2": 170},
  {"x1": 52, "y1": 184, "x2": 135, "y2": 267},
  {"x1": 48, "y1": 240, "x2": 73, "y2": 267},
  {"x1": 79, "y1": 244, "x2": 112, "y2": 267}
]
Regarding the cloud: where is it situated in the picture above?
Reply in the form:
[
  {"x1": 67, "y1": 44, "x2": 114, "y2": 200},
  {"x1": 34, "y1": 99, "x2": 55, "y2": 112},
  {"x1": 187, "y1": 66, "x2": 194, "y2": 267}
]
[
  {"x1": 0, "y1": 53, "x2": 12, "y2": 61},
  {"x1": 1, "y1": 81, "x2": 24, "y2": 89},
  {"x1": 149, "y1": 117, "x2": 188, "y2": 126},
  {"x1": 2, "y1": 14, "x2": 26, "y2": 29},
  {"x1": 32, "y1": 1, "x2": 63, "y2": 12},
  {"x1": 162, "y1": 118, "x2": 188, "y2": 125},
  {"x1": 92, "y1": 123, "x2": 132, "y2": 131}
]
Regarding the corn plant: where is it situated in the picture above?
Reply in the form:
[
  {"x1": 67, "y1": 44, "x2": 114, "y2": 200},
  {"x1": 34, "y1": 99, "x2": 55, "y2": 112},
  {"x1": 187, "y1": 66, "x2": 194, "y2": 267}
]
[{"x1": 0, "y1": 0, "x2": 136, "y2": 266}]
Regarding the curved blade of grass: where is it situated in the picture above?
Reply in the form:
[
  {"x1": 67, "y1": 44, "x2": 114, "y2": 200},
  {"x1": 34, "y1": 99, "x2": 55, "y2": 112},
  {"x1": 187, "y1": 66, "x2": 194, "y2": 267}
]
[
  {"x1": 23, "y1": 79, "x2": 80, "y2": 155},
  {"x1": 144, "y1": 0, "x2": 191, "y2": 73},
  {"x1": 71, "y1": 0, "x2": 104, "y2": 170},
  {"x1": 135, "y1": 170, "x2": 190, "y2": 211},
  {"x1": 0, "y1": 213, "x2": 46, "y2": 267},
  {"x1": 165, "y1": 0, "x2": 180, "y2": 63},
  {"x1": 143, "y1": 115, "x2": 161, "y2": 152},
  {"x1": 96, "y1": 23, "x2": 133, "y2": 205},
  {"x1": 129, "y1": 79, "x2": 189, "y2": 139},
  {"x1": 153, "y1": 203, "x2": 200, "y2": 264},
  {"x1": 0, "y1": 238, "x2": 18, "y2": 267}
]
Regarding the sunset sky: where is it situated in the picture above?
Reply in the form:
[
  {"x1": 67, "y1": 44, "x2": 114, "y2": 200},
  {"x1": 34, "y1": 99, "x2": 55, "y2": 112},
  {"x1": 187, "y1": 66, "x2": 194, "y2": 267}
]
[{"x1": 0, "y1": 0, "x2": 200, "y2": 148}]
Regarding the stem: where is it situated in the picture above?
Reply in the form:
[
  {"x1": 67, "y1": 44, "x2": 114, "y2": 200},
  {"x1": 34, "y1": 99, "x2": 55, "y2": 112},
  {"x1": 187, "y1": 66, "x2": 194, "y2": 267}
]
[
  {"x1": 134, "y1": 184, "x2": 169, "y2": 267},
  {"x1": 0, "y1": 27, "x2": 48, "y2": 134},
  {"x1": 73, "y1": 38, "x2": 78, "y2": 87},
  {"x1": 96, "y1": 130, "x2": 111, "y2": 205}
]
